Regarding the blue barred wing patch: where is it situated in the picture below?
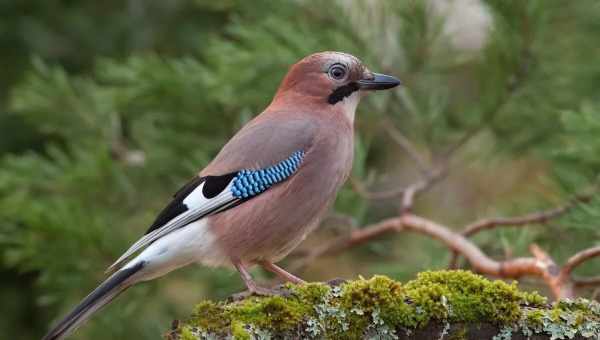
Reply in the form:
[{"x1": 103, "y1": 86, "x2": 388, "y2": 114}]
[{"x1": 231, "y1": 150, "x2": 305, "y2": 199}]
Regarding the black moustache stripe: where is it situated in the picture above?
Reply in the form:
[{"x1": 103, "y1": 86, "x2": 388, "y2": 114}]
[{"x1": 327, "y1": 82, "x2": 359, "y2": 105}]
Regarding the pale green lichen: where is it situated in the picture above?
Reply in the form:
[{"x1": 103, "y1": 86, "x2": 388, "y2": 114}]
[
  {"x1": 520, "y1": 298, "x2": 600, "y2": 339},
  {"x1": 166, "y1": 270, "x2": 600, "y2": 339},
  {"x1": 492, "y1": 326, "x2": 513, "y2": 340}
]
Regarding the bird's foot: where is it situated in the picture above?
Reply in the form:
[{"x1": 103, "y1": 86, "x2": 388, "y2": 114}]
[{"x1": 231, "y1": 259, "x2": 293, "y2": 301}]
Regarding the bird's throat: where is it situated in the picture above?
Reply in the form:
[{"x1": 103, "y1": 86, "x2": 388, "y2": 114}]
[{"x1": 338, "y1": 91, "x2": 360, "y2": 122}]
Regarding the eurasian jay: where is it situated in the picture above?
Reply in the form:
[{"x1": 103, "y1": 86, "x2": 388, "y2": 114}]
[{"x1": 43, "y1": 51, "x2": 400, "y2": 340}]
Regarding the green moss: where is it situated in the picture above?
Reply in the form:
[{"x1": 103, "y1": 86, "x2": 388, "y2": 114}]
[
  {"x1": 178, "y1": 326, "x2": 197, "y2": 340},
  {"x1": 339, "y1": 275, "x2": 408, "y2": 334},
  {"x1": 189, "y1": 300, "x2": 228, "y2": 331},
  {"x1": 404, "y1": 270, "x2": 545, "y2": 325},
  {"x1": 230, "y1": 320, "x2": 250, "y2": 340},
  {"x1": 227, "y1": 295, "x2": 308, "y2": 331},
  {"x1": 168, "y1": 270, "x2": 600, "y2": 340},
  {"x1": 524, "y1": 309, "x2": 546, "y2": 328},
  {"x1": 287, "y1": 281, "x2": 331, "y2": 305}
]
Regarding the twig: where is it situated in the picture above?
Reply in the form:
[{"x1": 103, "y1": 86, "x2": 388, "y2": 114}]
[
  {"x1": 401, "y1": 166, "x2": 447, "y2": 214},
  {"x1": 463, "y1": 207, "x2": 570, "y2": 237},
  {"x1": 462, "y1": 193, "x2": 594, "y2": 237},
  {"x1": 448, "y1": 191, "x2": 595, "y2": 269},
  {"x1": 561, "y1": 246, "x2": 600, "y2": 279},
  {"x1": 350, "y1": 177, "x2": 407, "y2": 201},
  {"x1": 350, "y1": 164, "x2": 447, "y2": 203},
  {"x1": 350, "y1": 118, "x2": 448, "y2": 202}
]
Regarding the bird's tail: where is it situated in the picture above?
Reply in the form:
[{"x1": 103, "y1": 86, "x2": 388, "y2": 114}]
[{"x1": 42, "y1": 261, "x2": 145, "y2": 340}]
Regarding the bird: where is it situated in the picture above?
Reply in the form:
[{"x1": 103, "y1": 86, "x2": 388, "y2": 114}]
[{"x1": 43, "y1": 51, "x2": 401, "y2": 340}]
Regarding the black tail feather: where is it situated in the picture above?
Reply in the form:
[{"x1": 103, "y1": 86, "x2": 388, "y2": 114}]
[{"x1": 42, "y1": 261, "x2": 145, "y2": 340}]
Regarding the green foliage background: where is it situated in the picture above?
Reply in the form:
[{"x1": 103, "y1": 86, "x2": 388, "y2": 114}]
[{"x1": 0, "y1": 1, "x2": 599, "y2": 339}]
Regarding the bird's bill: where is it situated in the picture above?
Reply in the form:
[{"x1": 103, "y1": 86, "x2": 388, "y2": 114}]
[{"x1": 357, "y1": 73, "x2": 401, "y2": 91}]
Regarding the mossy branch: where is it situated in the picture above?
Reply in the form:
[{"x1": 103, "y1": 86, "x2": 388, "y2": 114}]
[{"x1": 166, "y1": 271, "x2": 600, "y2": 339}]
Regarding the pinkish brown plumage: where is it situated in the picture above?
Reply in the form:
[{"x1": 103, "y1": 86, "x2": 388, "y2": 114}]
[
  {"x1": 43, "y1": 51, "x2": 401, "y2": 340},
  {"x1": 206, "y1": 107, "x2": 354, "y2": 265}
]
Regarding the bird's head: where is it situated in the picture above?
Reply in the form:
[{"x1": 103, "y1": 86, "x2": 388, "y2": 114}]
[{"x1": 272, "y1": 51, "x2": 401, "y2": 119}]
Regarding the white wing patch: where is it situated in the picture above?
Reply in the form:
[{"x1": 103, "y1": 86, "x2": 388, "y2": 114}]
[
  {"x1": 107, "y1": 181, "x2": 238, "y2": 272},
  {"x1": 182, "y1": 182, "x2": 210, "y2": 208}
]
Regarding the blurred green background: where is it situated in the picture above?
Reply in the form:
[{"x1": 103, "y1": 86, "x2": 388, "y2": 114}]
[{"x1": 1, "y1": 0, "x2": 600, "y2": 339}]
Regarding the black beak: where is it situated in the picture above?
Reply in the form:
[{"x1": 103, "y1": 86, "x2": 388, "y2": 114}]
[{"x1": 357, "y1": 73, "x2": 401, "y2": 91}]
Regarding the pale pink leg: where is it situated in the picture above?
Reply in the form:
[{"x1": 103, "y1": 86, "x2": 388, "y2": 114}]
[
  {"x1": 260, "y1": 261, "x2": 306, "y2": 284},
  {"x1": 232, "y1": 260, "x2": 280, "y2": 296}
]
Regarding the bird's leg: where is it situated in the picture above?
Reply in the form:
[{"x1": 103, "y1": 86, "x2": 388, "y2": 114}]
[
  {"x1": 232, "y1": 260, "x2": 281, "y2": 296},
  {"x1": 259, "y1": 261, "x2": 306, "y2": 285}
]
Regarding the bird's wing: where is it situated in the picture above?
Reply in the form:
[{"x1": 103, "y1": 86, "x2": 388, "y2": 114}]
[
  {"x1": 107, "y1": 150, "x2": 306, "y2": 272},
  {"x1": 108, "y1": 114, "x2": 316, "y2": 272}
]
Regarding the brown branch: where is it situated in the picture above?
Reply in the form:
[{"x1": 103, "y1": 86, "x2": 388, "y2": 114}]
[
  {"x1": 542, "y1": 245, "x2": 600, "y2": 298},
  {"x1": 462, "y1": 192, "x2": 594, "y2": 237},
  {"x1": 290, "y1": 212, "x2": 600, "y2": 300},
  {"x1": 561, "y1": 246, "x2": 600, "y2": 279},
  {"x1": 528, "y1": 244, "x2": 569, "y2": 299},
  {"x1": 399, "y1": 215, "x2": 552, "y2": 282},
  {"x1": 448, "y1": 191, "x2": 595, "y2": 269},
  {"x1": 463, "y1": 206, "x2": 567, "y2": 237}
]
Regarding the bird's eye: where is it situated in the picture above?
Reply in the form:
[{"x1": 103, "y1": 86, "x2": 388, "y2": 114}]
[{"x1": 328, "y1": 64, "x2": 347, "y2": 80}]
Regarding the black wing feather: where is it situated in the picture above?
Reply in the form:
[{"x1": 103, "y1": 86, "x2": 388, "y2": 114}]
[
  {"x1": 144, "y1": 172, "x2": 238, "y2": 235},
  {"x1": 202, "y1": 173, "x2": 237, "y2": 198},
  {"x1": 145, "y1": 176, "x2": 205, "y2": 235}
]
